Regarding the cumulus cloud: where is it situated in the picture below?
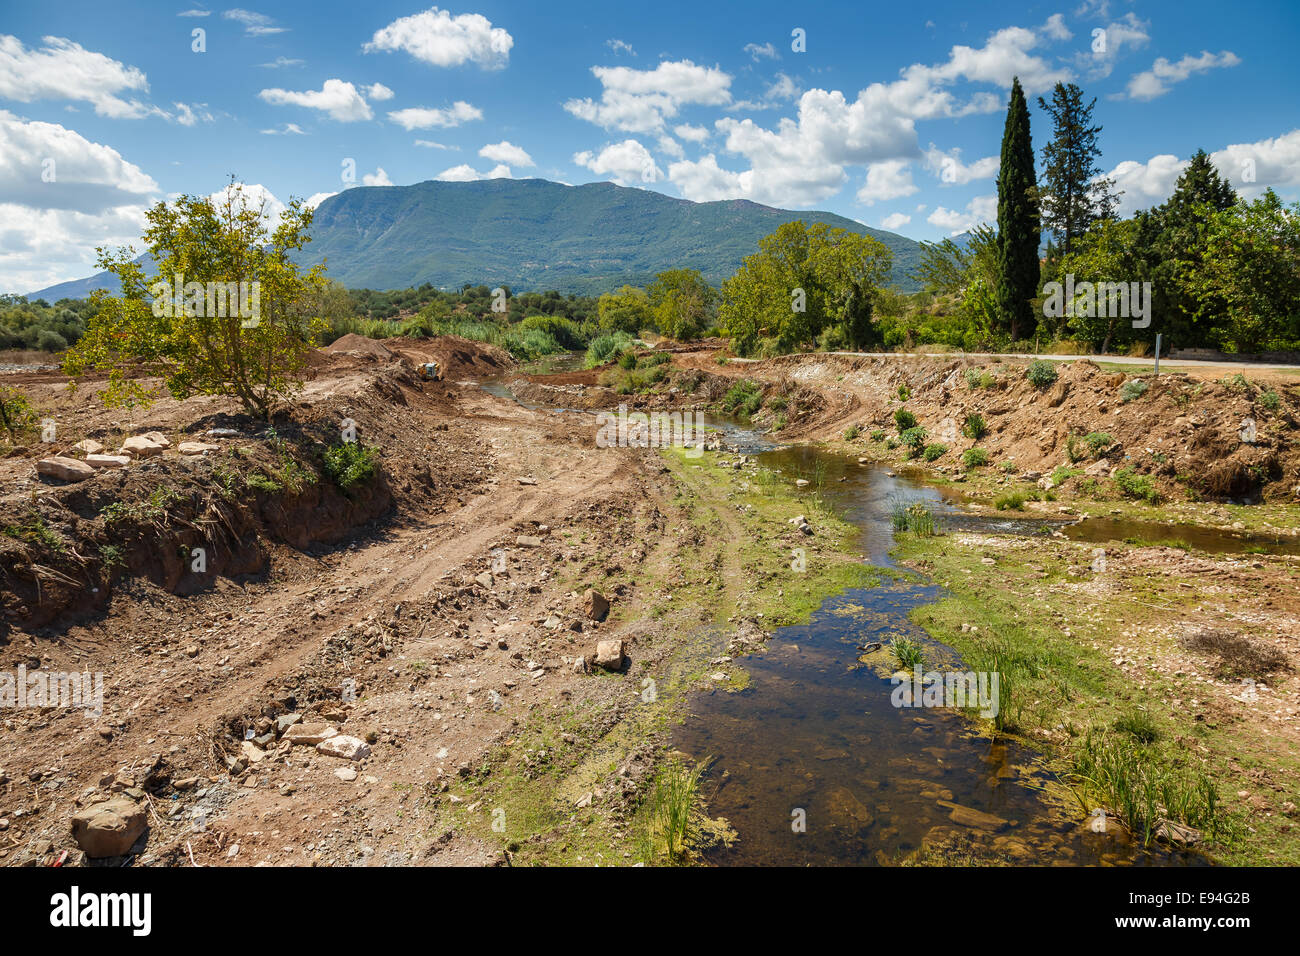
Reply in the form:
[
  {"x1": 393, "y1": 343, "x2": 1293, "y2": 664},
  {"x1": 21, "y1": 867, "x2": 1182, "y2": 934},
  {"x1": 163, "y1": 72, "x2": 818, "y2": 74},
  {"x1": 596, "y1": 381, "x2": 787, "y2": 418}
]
[
  {"x1": 259, "y1": 122, "x2": 305, "y2": 135},
  {"x1": 574, "y1": 139, "x2": 662, "y2": 185},
  {"x1": 366, "y1": 83, "x2": 395, "y2": 101},
  {"x1": 365, "y1": 7, "x2": 513, "y2": 69},
  {"x1": 435, "y1": 162, "x2": 512, "y2": 181},
  {"x1": 387, "y1": 101, "x2": 482, "y2": 130},
  {"x1": 0, "y1": 35, "x2": 156, "y2": 119},
  {"x1": 259, "y1": 79, "x2": 373, "y2": 121},
  {"x1": 927, "y1": 194, "x2": 997, "y2": 233},
  {"x1": 743, "y1": 42, "x2": 779, "y2": 62},
  {"x1": 880, "y1": 212, "x2": 912, "y2": 231},
  {"x1": 674, "y1": 123, "x2": 710, "y2": 144},
  {"x1": 1125, "y1": 50, "x2": 1241, "y2": 100},
  {"x1": 303, "y1": 191, "x2": 336, "y2": 210},
  {"x1": 923, "y1": 146, "x2": 999, "y2": 184},
  {"x1": 564, "y1": 59, "x2": 732, "y2": 133},
  {"x1": 667, "y1": 154, "x2": 746, "y2": 202},
  {"x1": 479, "y1": 140, "x2": 533, "y2": 166},
  {"x1": 856, "y1": 160, "x2": 918, "y2": 204},
  {"x1": 362, "y1": 166, "x2": 394, "y2": 186},
  {"x1": 1078, "y1": 12, "x2": 1149, "y2": 79}
]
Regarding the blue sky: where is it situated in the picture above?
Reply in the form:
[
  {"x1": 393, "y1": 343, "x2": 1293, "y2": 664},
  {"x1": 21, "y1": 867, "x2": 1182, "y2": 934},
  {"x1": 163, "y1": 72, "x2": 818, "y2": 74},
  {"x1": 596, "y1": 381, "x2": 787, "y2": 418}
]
[{"x1": 3, "y1": 0, "x2": 1298, "y2": 293}]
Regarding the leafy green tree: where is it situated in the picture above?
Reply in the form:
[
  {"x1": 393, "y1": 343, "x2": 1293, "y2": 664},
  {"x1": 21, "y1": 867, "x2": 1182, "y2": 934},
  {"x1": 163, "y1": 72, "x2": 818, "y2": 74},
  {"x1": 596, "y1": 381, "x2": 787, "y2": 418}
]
[
  {"x1": 1142, "y1": 149, "x2": 1238, "y2": 348},
  {"x1": 1037, "y1": 83, "x2": 1120, "y2": 256},
  {"x1": 719, "y1": 221, "x2": 891, "y2": 355},
  {"x1": 64, "y1": 182, "x2": 327, "y2": 417},
  {"x1": 647, "y1": 269, "x2": 716, "y2": 340},
  {"x1": 1188, "y1": 189, "x2": 1300, "y2": 353},
  {"x1": 1058, "y1": 217, "x2": 1145, "y2": 353},
  {"x1": 596, "y1": 285, "x2": 652, "y2": 334},
  {"x1": 995, "y1": 77, "x2": 1040, "y2": 340}
]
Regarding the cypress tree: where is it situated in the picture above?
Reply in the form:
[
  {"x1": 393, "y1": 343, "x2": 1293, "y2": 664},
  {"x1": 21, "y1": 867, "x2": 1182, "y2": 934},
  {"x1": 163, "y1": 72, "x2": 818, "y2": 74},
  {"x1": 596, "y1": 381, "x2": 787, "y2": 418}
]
[{"x1": 995, "y1": 76, "x2": 1040, "y2": 341}]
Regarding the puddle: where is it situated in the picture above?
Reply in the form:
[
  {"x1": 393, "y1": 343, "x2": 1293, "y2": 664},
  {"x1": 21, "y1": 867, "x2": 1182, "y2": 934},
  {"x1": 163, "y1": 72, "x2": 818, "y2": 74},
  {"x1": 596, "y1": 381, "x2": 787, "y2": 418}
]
[
  {"x1": 1062, "y1": 516, "x2": 1300, "y2": 556},
  {"x1": 672, "y1": 446, "x2": 1204, "y2": 865}
]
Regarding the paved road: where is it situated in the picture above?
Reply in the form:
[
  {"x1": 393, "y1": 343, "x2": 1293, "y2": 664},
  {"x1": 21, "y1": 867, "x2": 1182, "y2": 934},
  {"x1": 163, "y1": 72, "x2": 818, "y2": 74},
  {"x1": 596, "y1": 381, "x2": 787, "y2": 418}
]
[{"x1": 827, "y1": 351, "x2": 1300, "y2": 372}]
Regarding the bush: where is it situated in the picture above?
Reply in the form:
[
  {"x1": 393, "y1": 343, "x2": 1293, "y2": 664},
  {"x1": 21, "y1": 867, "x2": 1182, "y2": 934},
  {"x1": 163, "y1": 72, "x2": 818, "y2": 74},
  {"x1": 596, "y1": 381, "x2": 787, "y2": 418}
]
[
  {"x1": 0, "y1": 385, "x2": 39, "y2": 440},
  {"x1": 1085, "y1": 431, "x2": 1114, "y2": 457},
  {"x1": 1113, "y1": 467, "x2": 1160, "y2": 504},
  {"x1": 965, "y1": 367, "x2": 994, "y2": 389},
  {"x1": 962, "y1": 447, "x2": 989, "y2": 468},
  {"x1": 1258, "y1": 389, "x2": 1281, "y2": 412},
  {"x1": 617, "y1": 350, "x2": 639, "y2": 370},
  {"x1": 897, "y1": 384, "x2": 911, "y2": 401},
  {"x1": 843, "y1": 424, "x2": 860, "y2": 441},
  {"x1": 322, "y1": 441, "x2": 380, "y2": 493},
  {"x1": 891, "y1": 636, "x2": 926, "y2": 669},
  {"x1": 899, "y1": 426, "x2": 928, "y2": 455},
  {"x1": 995, "y1": 491, "x2": 1028, "y2": 511},
  {"x1": 721, "y1": 379, "x2": 763, "y2": 417},
  {"x1": 922, "y1": 443, "x2": 947, "y2": 461},
  {"x1": 1025, "y1": 359, "x2": 1058, "y2": 389},
  {"x1": 1119, "y1": 378, "x2": 1149, "y2": 402},
  {"x1": 869, "y1": 429, "x2": 885, "y2": 442},
  {"x1": 961, "y1": 412, "x2": 987, "y2": 440},
  {"x1": 585, "y1": 331, "x2": 637, "y2": 368},
  {"x1": 894, "y1": 408, "x2": 917, "y2": 430}
]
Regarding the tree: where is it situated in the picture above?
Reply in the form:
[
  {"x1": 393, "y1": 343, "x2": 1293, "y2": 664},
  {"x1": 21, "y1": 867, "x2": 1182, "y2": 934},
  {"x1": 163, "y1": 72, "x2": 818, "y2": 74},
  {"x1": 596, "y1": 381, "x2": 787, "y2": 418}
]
[
  {"x1": 719, "y1": 221, "x2": 891, "y2": 355},
  {"x1": 995, "y1": 77, "x2": 1041, "y2": 341},
  {"x1": 1037, "y1": 83, "x2": 1120, "y2": 256},
  {"x1": 647, "y1": 269, "x2": 716, "y2": 340},
  {"x1": 64, "y1": 181, "x2": 327, "y2": 418},
  {"x1": 1058, "y1": 217, "x2": 1145, "y2": 353},
  {"x1": 595, "y1": 285, "x2": 652, "y2": 334},
  {"x1": 1144, "y1": 149, "x2": 1238, "y2": 347},
  {"x1": 1189, "y1": 189, "x2": 1300, "y2": 353}
]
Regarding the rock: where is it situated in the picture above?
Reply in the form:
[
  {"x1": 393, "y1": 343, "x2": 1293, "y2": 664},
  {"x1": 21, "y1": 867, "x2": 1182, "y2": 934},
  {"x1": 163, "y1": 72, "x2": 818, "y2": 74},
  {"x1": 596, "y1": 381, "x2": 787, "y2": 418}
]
[
  {"x1": 206, "y1": 428, "x2": 239, "y2": 438},
  {"x1": 1084, "y1": 458, "x2": 1111, "y2": 477},
  {"x1": 594, "y1": 639, "x2": 625, "y2": 671},
  {"x1": 517, "y1": 476, "x2": 538, "y2": 486},
  {"x1": 70, "y1": 797, "x2": 148, "y2": 858},
  {"x1": 275, "y1": 713, "x2": 303, "y2": 735},
  {"x1": 178, "y1": 441, "x2": 221, "y2": 455},
  {"x1": 120, "y1": 435, "x2": 166, "y2": 458},
  {"x1": 938, "y1": 800, "x2": 1010, "y2": 832},
  {"x1": 795, "y1": 478, "x2": 810, "y2": 487},
  {"x1": 474, "y1": 571, "x2": 495, "y2": 589},
  {"x1": 516, "y1": 535, "x2": 544, "y2": 548},
  {"x1": 571, "y1": 656, "x2": 589, "y2": 674},
  {"x1": 72, "y1": 439, "x2": 104, "y2": 456},
  {"x1": 240, "y1": 740, "x2": 267, "y2": 764},
  {"x1": 1037, "y1": 475, "x2": 1055, "y2": 490},
  {"x1": 582, "y1": 589, "x2": 610, "y2": 622},
  {"x1": 85, "y1": 454, "x2": 130, "y2": 469},
  {"x1": 333, "y1": 767, "x2": 358, "y2": 781},
  {"x1": 36, "y1": 456, "x2": 95, "y2": 482},
  {"x1": 283, "y1": 723, "x2": 338, "y2": 746},
  {"x1": 826, "y1": 785, "x2": 874, "y2": 828},
  {"x1": 316, "y1": 735, "x2": 371, "y2": 761},
  {"x1": 1154, "y1": 819, "x2": 1200, "y2": 847},
  {"x1": 138, "y1": 430, "x2": 171, "y2": 448}
]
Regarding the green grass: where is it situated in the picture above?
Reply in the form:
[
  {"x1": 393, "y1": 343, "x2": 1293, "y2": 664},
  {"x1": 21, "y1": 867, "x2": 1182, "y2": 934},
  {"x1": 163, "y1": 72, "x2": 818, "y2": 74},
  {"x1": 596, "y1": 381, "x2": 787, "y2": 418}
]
[
  {"x1": 962, "y1": 447, "x2": 989, "y2": 468},
  {"x1": 636, "y1": 758, "x2": 706, "y2": 864},
  {"x1": 322, "y1": 441, "x2": 380, "y2": 493},
  {"x1": 2, "y1": 512, "x2": 63, "y2": 552},
  {"x1": 922, "y1": 443, "x2": 947, "y2": 462},
  {"x1": 720, "y1": 379, "x2": 763, "y2": 417},
  {"x1": 962, "y1": 412, "x2": 987, "y2": 441},
  {"x1": 891, "y1": 636, "x2": 926, "y2": 669},
  {"x1": 1113, "y1": 467, "x2": 1160, "y2": 504},
  {"x1": 995, "y1": 491, "x2": 1029, "y2": 511},
  {"x1": 1026, "y1": 359, "x2": 1058, "y2": 389}
]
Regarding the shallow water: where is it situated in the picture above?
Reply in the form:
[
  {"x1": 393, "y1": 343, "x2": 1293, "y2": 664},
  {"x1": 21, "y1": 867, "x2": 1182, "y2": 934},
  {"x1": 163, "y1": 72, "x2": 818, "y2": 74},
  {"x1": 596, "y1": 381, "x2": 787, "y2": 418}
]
[{"x1": 673, "y1": 446, "x2": 1204, "y2": 865}]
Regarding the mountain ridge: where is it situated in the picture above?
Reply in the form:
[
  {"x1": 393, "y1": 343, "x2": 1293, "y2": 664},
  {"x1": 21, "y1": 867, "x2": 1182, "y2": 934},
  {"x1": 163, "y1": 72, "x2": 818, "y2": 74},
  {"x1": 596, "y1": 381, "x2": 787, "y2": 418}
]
[{"x1": 24, "y1": 178, "x2": 925, "y2": 300}]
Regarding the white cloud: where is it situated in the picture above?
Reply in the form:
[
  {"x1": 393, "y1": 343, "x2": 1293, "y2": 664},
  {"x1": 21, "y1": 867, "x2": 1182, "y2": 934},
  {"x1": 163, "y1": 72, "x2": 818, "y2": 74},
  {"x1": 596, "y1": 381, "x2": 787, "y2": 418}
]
[
  {"x1": 857, "y1": 160, "x2": 917, "y2": 204},
  {"x1": 667, "y1": 154, "x2": 745, "y2": 202},
  {"x1": 365, "y1": 7, "x2": 513, "y2": 69},
  {"x1": 206, "y1": 181, "x2": 285, "y2": 222},
  {"x1": 222, "y1": 9, "x2": 287, "y2": 36},
  {"x1": 177, "y1": 8, "x2": 210, "y2": 16},
  {"x1": 172, "y1": 102, "x2": 214, "y2": 127},
  {"x1": 657, "y1": 135, "x2": 684, "y2": 159},
  {"x1": 923, "y1": 146, "x2": 999, "y2": 184},
  {"x1": 0, "y1": 110, "x2": 158, "y2": 214},
  {"x1": 259, "y1": 79, "x2": 373, "y2": 121},
  {"x1": 0, "y1": 35, "x2": 156, "y2": 119},
  {"x1": 366, "y1": 83, "x2": 395, "y2": 101},
  {"x1": 414, "y1": 139, "x2": 455, "y2": 149},
  {"x1": 1041, "y1": 14, "x2": 1072, "y2": 41},
  {"x1": 574, "y1": 139, "x2": 662, "y2": 186},
  {"x1": 565, "y1": 59, "x2": 732, "y2": 133},
  {"x1": 478, "y1": 140, "x2": 533, "y2": 166},
  {"x1": 1104, "y1": 130, "x2": 1300, "y2": 216},
  {"x1": 4, "y1": 202, "x2": 152, "y2": 294},
  {"x1": 880, "y1": 212, "x2": 911, "y2": 230},
  {"x1": 927, "y1": 194, "x2": 997, "y2": 234},
  {"x1": 362, "y1": 166, "x2": 394, "y2": 186},
  {"x1": 674, "y1": 123, "x2": 710, "y2": 144},
  {"x1": 387, "y1": 101, "x2": 482, "y2": 130},
  {"x1": 259, "y1": 56, "x2": 304, "y2": 69},
  {"x1": 435, "y1": 162, "x2": 512, "y2": 182},
  {"x1": 606, "y1": 39, "x2": 635, "y2": 56},
  {"x1": 743, "y1": 42, "x2": 779, "y2": 62},
  {"x1": 1125, "y1": 50, "x2": 1241, "y2": 101},
  {"x1": 259, "y1": 122, "x2": 305, "y2": 135},
  {"x1": 303, "y1": 191, "x2": 336, "y2": 210},
  {"x1": 1079, "y1": 13, "x2": 1150, "y2": 79},
  {"x1": 731, "y1": 71, "x2": 802, "y2": 111}
]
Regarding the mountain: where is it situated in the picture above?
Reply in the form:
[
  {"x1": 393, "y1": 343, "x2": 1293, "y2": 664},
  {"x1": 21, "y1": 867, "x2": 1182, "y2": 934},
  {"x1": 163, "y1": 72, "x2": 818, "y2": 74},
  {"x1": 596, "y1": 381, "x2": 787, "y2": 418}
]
[{"x1": 25, "y1": 179, "x2": 925, "y2": 300}]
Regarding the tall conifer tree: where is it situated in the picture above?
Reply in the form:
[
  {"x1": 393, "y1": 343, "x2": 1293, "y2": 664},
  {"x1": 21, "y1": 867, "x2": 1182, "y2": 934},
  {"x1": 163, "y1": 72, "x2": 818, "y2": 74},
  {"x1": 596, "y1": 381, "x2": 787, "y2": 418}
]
[{"x1": 995, "y1": 76, "x2": 1040, "y2": 341}]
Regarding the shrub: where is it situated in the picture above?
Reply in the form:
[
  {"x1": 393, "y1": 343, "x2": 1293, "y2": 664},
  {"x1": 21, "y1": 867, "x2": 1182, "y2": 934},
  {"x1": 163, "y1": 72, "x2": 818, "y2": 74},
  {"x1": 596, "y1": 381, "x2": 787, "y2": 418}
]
[
  {"x1": 1084, "y1": 431, "x2": 1113, "y2": 457},
  {"x1": 1119, "y1": 379, "x2": 1149, "y2": 402},
  {"x1": 585, "y1": 331, "x2": 637, "y2": 367},
  {"x1": 869, "y1": 429, "x2": 885, "y2": 442},
  {"x1": 891, "y1": 636, "x2": 926, "y2": 669},
  {"x1": 894, "y1": 408, "x2": 917, "y2": 430},
  {"x1": 995, "y1": 491, "x2": 1028, "y2": 510},
  {"x1": 1113, "y1": 467, "x2": 1159, "y2": 504},
  {"x1": 961, "y1": 447, "x2": 989, "y2": 468},
  {"x1": 766, "y1": 395, "x2": 787, "y2": 412},
  {"x1": 897, "y1": 384, "x2": 911, "y2": 401},
  {"x1": 0, "y1": 385, "x2": 39, "y2": 440},
  {"x1": 1258, "y1": 389, "x2": 1280, "y2": 412},
  {"x1": 617, "y1": 350, "x2": 639, "y2": 370},
  {"x1": 843, "y1": 424, "x2": 860, "y2": 441},
  {"x1": 1051, "y1": 465, "x2": 1081, "y2": 486},
  {"x1": 965, "y1": 367, "x2": 995, "y2": 389},
  {"x1": 322, "y1": 441, "x2": 380, "y2": 493},
  {"x1": 899, "y1": 426, "x2": 928, "y2": 455},
  {"x1": 1025, "y1": 359, "x2": 1058, "y2": 389},
  {"x1": 922, "y1": 443, "x2": 947, "y2": 461},
  {"x1": 721, "y1": 379, "x2": 763, "y2": 417},
  {"x1": 961, "y1": 412, "x2": 987, "y2": 441}
]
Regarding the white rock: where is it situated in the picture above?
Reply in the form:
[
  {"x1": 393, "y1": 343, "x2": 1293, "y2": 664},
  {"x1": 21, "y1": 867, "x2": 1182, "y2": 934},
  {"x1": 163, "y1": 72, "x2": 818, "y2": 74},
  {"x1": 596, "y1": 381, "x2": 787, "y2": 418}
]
[
  {"x1": 36, "y1": 456, "x2": 95, "y2": 482},
  {"x1": 316, "y1": 735, "x2": 371, "y2": 761},
  {"x1": 86, "y1": 454, "x2": 131, "y2": 469}
]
